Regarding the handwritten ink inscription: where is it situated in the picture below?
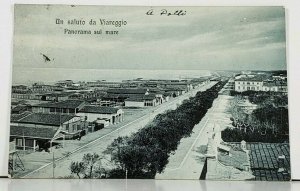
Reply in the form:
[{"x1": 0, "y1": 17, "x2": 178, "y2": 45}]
[{"x1": 146, "y1": 9, "x2": 187, "y2": 16}]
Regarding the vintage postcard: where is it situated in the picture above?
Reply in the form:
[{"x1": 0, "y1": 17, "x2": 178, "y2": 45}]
[{"x1": 9, "y1": 4, "x2": 289, "y2": 180}]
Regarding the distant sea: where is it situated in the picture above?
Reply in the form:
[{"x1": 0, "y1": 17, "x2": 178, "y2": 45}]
[{"x1": 12, "y1": 68, "x2": 212, "y2": 85}]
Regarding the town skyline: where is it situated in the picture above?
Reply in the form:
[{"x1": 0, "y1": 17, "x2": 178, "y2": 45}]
[{"x1": 12, "y1": 68, "x2": 287, "y2": 86}]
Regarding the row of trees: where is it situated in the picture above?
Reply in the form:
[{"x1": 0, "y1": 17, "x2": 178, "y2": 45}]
[
  {"x1": 230, "y1": 90, "x2": 288, "y2": 106},
  {"x1": 223, "y1": 91, "x2": 289, "y2": 143},
  {"x1": 103, "y1": 81, "x2": 227, "y2": 178}
]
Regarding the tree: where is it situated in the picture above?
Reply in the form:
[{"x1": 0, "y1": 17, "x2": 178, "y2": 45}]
[
  {"x1": 70, "y1": 153, "x2": 102, "y2": 179},
  {"x1": 70, "y1": 161, "x2": 85, "y2": 179},
  {"x1": 82, "y1": 153, "x2": 101, "y2": 178}
]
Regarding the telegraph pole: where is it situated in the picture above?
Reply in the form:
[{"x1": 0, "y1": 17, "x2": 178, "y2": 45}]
[{"x1": 52, "y1": 152, "x2": 55, "y2": 178}]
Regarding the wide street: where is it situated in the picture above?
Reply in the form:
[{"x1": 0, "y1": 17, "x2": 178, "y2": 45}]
[
  {"x1": 156, "y1": 93, "x2": 233, "y2": 179},
  {"x1": 21, "y1": 81, "x2": 217, "y2": 178}
]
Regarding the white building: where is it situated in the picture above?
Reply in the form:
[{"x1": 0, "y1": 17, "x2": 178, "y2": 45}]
[
  {"x1": 234, "y1": 76, "x2": 287, "y2": 93},
  {"x1": 78, "y1": 105, "x2": 124, "y2": 125},
  {"x1": 234, "y1": 77, "x2": 263, "y2": 92},
  {"x1": 124, "y1": 93, "x2": 161, "y2": 107}
]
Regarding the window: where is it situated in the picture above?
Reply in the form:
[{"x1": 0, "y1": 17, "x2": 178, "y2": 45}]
[
  {"x1": 50, "y1": 108, "x2": 55, "y2": 113},
  {"x1": 17, "y1": 139, "x2": 23, "y2": 147},
  {"x1": 25, "y1": 139, "x2": 34, "y2": 147},
  {"x1": 65, "y1": 124, "x2": 69, "y2": 131}
]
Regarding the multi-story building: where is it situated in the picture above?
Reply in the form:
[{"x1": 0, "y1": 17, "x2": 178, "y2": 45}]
[
  {"x1": 234, "y1": 76, "x2": 264, "y2": 92},
  {"x1": 234, "y1": 75, "x2": 287, "y2": 93}
]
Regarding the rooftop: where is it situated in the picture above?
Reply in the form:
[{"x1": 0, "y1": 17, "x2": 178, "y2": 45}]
[
  {"x1": 34, "y1": 100, "x2": 86, "y2": 109},
  {"x1": 125, "y1": 94, "x2": 157, "y2": 102},
  {"x1": 230, "y1": 143, "x2": 290, "y2": 181},
  {"x1": 107, "y1": 88, "x2": 148, "y2": 94},
  {"x1": 12, "y1": 113, "x2": 77, "y2": 126},
  {"x1": 11, "y1": 105, "x2": 30, "y2": 113},
  {"x1": 79, "y1": 105, "x2": 119, "y2": 114},
  {"x1": 10, "y1": 111, "x2": 32, "y2": 121},
  {"x1": 10, "y1": 125, "x2": 59, "y2": 139},
  {"x1": 235, "y1": 75, "x2": 269, "y2": 82}
]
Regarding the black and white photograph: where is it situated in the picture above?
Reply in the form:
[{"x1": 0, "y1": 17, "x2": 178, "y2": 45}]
[{"x1": 8, "y1": 5, "x2": 289, "y2": 180}]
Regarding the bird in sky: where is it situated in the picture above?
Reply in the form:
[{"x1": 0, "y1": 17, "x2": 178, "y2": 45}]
[{"x1": 40, "y1": 53, "x2": 53, "y2": 63}]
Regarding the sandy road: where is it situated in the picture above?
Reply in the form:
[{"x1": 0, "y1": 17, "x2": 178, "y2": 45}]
[
  {"x1": 156, "y1": 94, "x2": 233, "y2": 179},
  {"x1": 22, "y1": 82, "x2": 217, "y2": 178}
]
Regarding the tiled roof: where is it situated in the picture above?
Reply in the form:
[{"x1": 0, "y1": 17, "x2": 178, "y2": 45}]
[
  {"x1": 125, "y1": 97, "x2": 144, "y2": 102},
  {"x1": 144, "y1": 94, "x2": 157, "y2": 100},
  {"x1": 12, "y1": 113, "x2": 77, "y2": 126},
  {"x1": 235, "y1": 75, "x2": 269, "y2": 82},
  {"x1": 79, "y1": 106, "x2": 119, "y2": 114},
  {"x1": 103, "y1": 94, "x2": 122, "y2": 99},
  {"x1": 44, "y1": 92, "x2": 73, "y2": 97},
  {"x1": 125, "y1": 94, "x2": 156, "y2": 102},
  {"x1": 107, "y1": 88, "x2": 148, "y2": 94},
  {"x1": 34, "y1": 100, "x2": 86, "y2": 109},
  {"x1": 263, "y1": 82, "x2": 277, "y2": 87},
  {"x1": 231, "y1": 143, "x2": 290, "y2": 181},
  {"x1": 10, "y1": 125, "x2": 59, "y2": 139},
  {"x1": 164, "y1": 87, "x2": 186, "y2": 91},
  {"x1": 11, "y1": 105, "x2": 30, "y2": 113},
  {"x1": 10, "y1": 111, "x2": 32, "y2": 121}
]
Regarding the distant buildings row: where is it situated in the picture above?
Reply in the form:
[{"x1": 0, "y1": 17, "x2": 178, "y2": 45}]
[
  {"x1": 234, "y1": 73, "x2": 287, "y2": 93},
  {"x1": 12, "y1": 78, "x2": 209, "y2": 107},
  {"x1": 10, "y1": 77, "x2": 210, "y2": 152}
]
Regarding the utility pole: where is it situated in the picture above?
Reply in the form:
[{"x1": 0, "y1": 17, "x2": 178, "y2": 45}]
[{"x1": 52, "y1": 148, "x2": 55, "y2": 178}]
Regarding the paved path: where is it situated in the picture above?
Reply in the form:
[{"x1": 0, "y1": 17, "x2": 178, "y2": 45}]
[
  {"x1": 156, "y1": 94, "x2": 233, "y2": 179},
  {"x1": 21, "y1": 82, "x2": 216, "y2": 178}
]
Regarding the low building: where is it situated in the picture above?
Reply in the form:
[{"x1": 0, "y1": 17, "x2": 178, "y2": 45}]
[
  {"x1": 12, "y1": 85, "x2": 30, "y2": 94},
  {"x1": 32, "y1": 100, "x2": 86, "y2": 115},
  {"x1": 160, "y1": 80, "x2": 193, "y2": 92},
  {"x1": 95, "y1": 118, "x2": 110, "y2": 127},
  {"x1": 55, "y1": 80, "x2": 74, "y2": 87},
  {"x1": 10, "y1": 112, "x2": 84, "y2": 151},
  {"x1": 11, "y1": 93, "x2": 36, "y2": 100},
  {"x1": 124, "y1": 93, "x2": 160, "y2": 107},
  {"x1": 77, "y1": 105, "x2": 124, "y2": 125},
  {"x1": 103, "y1": 88, "x2": 150, "y2": 104},
  {"x1": 86, "y1": 81, "x2": 121, "y2": 88},
  {"x1": 31, "y1": 83, "x2": 54, "y2": 93},
  {"x1": 38, "y1": 92, "x2": 73, "y2": 101}
]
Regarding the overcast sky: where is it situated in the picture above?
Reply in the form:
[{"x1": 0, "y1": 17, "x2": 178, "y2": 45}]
[{"x1": 13, "y1": 5, "x2": 286, "y2": 71}]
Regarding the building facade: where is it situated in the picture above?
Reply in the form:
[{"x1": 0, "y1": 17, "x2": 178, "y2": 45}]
[{"x1": 77, "y1": 105, "x2": 124, "y2": 124}]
